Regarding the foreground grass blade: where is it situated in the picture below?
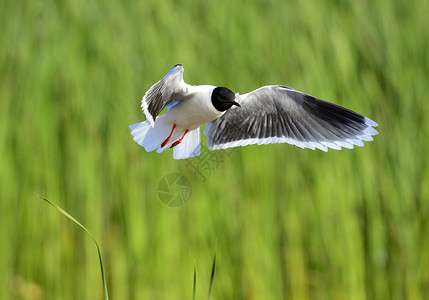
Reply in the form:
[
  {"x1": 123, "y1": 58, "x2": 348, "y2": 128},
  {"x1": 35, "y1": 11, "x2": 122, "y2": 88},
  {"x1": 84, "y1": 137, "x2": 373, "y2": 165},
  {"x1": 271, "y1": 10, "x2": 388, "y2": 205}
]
[
  {"x1": 35, "y1": 193, "x2": 109, "y2": 300},
  {"x1": 208, "y1": 243, "x2": 217, "y2": 300},
  {"x1": 193, "y1": 260, "x2": 197, "y2": 300}
]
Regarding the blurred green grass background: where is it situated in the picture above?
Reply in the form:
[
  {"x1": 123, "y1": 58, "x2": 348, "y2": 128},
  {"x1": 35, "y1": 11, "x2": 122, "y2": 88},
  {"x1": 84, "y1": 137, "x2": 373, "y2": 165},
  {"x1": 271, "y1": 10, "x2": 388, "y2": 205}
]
[{"x1": 1, "y1": 0, "x2": 428, "y2": 299}]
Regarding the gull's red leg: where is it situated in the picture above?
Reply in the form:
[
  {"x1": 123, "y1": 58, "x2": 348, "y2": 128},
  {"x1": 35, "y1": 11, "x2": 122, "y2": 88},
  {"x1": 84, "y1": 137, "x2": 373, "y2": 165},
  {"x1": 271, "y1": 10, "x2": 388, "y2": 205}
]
[
  {"x1": 170, "y1": 129, "x2": 189, "y2": 148},
  {"x1": 161, "y1": 124, "x2": 176, "y2": 148}
]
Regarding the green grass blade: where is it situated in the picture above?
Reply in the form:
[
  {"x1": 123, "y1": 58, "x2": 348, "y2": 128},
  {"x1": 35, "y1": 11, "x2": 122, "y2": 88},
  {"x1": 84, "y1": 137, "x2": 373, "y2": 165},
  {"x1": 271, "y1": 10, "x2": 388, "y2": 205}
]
[
  {"x1": 208, "y1": 242, "x2": 217, "y2": 300},
  {"x1": 35, "y1": 193, "x2": 109, "y2": 300},
  {"x1": 193, "y1": 259, "x2": 197, "y2": 300}
]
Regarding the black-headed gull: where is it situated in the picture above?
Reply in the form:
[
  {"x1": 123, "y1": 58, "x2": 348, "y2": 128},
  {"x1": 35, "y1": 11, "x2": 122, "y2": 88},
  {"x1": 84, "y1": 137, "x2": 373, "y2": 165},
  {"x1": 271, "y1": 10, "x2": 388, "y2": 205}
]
[{"x1": 130, "y1": 64, "x2": 378, "y2": 159}]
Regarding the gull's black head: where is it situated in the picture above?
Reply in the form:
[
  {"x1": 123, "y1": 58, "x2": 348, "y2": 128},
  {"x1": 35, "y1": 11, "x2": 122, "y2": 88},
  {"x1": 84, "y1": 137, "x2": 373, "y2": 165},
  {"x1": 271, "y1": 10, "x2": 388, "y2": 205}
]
[{"x1": 211, "y1": 87, "x2": 241, "y2": 112}]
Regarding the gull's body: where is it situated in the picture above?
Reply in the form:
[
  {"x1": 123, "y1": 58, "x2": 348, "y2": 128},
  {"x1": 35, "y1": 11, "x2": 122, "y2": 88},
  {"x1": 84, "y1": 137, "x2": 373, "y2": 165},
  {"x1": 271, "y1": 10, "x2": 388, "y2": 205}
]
[
  {"x1": 163, "y1": 85, "x2": 223, "y2": 131},
  {"x1": 129, "y1": 64, "x2": 378, "y2": 159}
]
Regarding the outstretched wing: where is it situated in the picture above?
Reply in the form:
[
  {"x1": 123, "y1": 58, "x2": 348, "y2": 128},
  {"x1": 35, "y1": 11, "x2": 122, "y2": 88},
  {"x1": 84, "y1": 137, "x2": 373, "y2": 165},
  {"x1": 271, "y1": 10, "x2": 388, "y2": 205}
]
[
  {"x1": 205, "y1": 85, "x2": 378, "y2": 151},
  {"x1": 141, "y1": 64, "x2": 190, "y2": 126}
]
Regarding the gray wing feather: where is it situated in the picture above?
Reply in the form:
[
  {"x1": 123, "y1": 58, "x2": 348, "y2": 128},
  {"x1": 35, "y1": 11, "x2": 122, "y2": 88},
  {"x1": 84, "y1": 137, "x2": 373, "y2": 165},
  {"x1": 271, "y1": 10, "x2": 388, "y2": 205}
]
[
  {"x1": 141, "y1": 64, "x2": 188, "y2": 126},
  {"x1": 205, "y1": 85, "x2": 378, "y2": 151}
]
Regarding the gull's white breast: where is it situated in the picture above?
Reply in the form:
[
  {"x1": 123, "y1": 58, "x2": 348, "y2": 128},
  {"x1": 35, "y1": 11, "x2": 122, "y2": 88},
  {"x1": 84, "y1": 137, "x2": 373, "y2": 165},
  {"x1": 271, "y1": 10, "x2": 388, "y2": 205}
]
[{"x1": 164, "y1": 85, "x2": 224, "y2": 130}]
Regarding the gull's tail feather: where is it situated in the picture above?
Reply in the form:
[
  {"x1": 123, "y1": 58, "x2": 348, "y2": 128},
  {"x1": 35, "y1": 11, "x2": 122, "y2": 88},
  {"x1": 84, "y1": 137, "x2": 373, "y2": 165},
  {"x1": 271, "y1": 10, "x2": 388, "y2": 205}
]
[
  {"x1": 130, "y1": 114, "x2": 173, "y2": 152},
  {"x1": 173, "y1": 128, "x2": 201, "y2": 160},
  {"x1": 129, "y1": 115, "x2": 201, "y2": 159}
]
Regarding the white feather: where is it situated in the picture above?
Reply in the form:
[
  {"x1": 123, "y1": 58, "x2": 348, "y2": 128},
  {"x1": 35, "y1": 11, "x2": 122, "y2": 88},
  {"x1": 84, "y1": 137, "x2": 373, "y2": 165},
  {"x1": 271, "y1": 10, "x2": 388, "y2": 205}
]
[{"x1": 173, "y1": 128, "x2": 201, "y2": 159}]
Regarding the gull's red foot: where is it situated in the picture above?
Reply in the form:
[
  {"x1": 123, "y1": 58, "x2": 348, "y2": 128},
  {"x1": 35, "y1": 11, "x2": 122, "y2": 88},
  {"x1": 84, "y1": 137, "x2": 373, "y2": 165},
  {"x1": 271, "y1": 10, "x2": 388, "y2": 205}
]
[
  {"x1": 161, "y1": 124, "x2": 176, "y2": 148},
  {"x1": 171, "y1": 129, "x2": 189, "y2": 148}
]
